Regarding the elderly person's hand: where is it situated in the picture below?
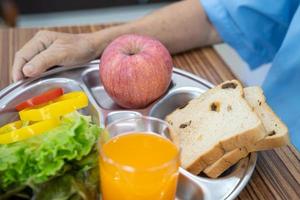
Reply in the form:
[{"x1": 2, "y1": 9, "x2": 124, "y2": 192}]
[
  {"x1": 12, "y1": 0, "x2": 219, "y2": 82},
  {"x1": 12, "y1": 30, "x2": 102, "y2": 81}
]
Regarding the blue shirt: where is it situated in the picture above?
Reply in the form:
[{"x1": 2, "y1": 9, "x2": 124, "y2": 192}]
[{"x1": 200, "y1": 0, "x2": 300, "y2": 150}]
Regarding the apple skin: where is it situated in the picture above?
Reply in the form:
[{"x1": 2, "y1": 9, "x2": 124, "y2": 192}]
[{"x1": 99, "y1": 34, "x2": 173, "y2": 109}]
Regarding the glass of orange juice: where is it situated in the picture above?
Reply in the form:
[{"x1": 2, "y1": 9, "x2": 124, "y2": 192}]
[{"x1": 99, "y1": 116, "x2": 180, "y2": 200}]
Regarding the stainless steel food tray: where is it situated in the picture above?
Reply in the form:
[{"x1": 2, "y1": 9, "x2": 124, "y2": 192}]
[{"x1": 0, "y1": 60, "x2": 256, "y2": 200}]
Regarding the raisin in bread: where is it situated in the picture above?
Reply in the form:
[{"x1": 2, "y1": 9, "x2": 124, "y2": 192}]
[
  {"x1": 203, "y1": 87, "x2": 289, "y2": 178},
  {"x1": 166, "y1": 80, "x2": 266, "y2": 174}
]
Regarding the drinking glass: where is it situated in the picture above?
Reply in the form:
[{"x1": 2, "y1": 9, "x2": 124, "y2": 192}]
[{"x1": 99, "y1": 116, "x2": 180, "y2": 200}]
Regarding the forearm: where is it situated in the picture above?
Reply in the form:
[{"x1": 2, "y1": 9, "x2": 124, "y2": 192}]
[{"x1": 92, "y1": 0, "x2": 221, "y2": 55}]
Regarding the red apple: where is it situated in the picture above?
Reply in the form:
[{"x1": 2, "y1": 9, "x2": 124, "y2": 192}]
[{"x1": 99, "y1": 34, "x2": 173, "y2": 108}]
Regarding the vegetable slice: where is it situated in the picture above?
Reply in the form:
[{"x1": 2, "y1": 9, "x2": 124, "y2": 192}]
[
  {"x1": 19, "y1": 91, "x2": 88, "y2": 121},
  {"x1": 0, "y1": 119, "x2": 60, "y2": 144},
  {"x1": 15, "y1": 88, "x2": 64, "y2": 111},
  {"x1": 0, "y1": 120, "x2": 23, "y2": 134}
]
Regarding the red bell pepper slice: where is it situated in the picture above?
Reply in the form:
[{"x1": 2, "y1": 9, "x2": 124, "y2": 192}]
[{"x1": 15, "y1": 88, "x2": 64, "y2": 111}]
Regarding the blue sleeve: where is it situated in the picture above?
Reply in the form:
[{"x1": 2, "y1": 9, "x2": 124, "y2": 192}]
[
  {"x1": 200, "y1": 0, "x2": 298, "y2": 69},
  {"x1": 263, "y1": 5, "x2": 300, "y2": 150}
]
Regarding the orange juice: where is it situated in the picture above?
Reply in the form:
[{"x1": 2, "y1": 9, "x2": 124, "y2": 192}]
[{"x1": 99, "y1": 132, "x2": 180, "y2": 200}]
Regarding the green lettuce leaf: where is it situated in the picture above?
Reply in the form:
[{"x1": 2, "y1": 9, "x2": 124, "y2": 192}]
[
  {"x1": 34, "y1": 151, "x2": 100, "y2": 200},
  {"x1": 0, "y1": 112, "x2": 101, "y2": 194}
]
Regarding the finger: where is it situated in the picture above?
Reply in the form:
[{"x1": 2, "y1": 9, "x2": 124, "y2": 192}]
[
  {"x1": 12, "y1": 54, "x2": 27, "y2": 82},
  {"x1": 22, "y1": 46, "x2": 65, "y2": 77},
  {"x1": 12, "y1": 31, "x2": 55, "y2": 81}
]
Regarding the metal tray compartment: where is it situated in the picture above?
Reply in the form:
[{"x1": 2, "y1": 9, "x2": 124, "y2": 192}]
[{"x1": 0, "y1": 61, "x2": 256, "y2": 200}]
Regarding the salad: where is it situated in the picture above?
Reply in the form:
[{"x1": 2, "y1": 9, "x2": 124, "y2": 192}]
[{"x1": 0, "y1": 89, "x2": 101, "y2": 200}]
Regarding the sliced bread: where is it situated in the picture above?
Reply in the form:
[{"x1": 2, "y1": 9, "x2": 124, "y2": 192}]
[
  {"x1": 203, "y1": 87, "x2": 289, "y2": 178},
  {"x1": 166, "y1": 80, "x2": 266, "y2": 174},
  {"x1": 203, "y1": 147, "x2": 248, "y2": 178}
]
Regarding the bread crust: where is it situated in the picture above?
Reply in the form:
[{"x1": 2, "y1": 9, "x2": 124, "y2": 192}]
[
  {"x1": 203, "y1": 87, "x2": 290, "y2": 178},
  {"x1": 166, "y1": 80, "x2": 267, "y2": 175},
  {"x1": 203, "y1": 147, "x2": 248, "y2": 178},
  {"x1": 186, "y1": 123, "x2": 265, "y2": 174}
]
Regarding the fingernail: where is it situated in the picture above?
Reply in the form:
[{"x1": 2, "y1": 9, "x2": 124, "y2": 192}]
[
  {"x1": 13, "y1": 77, "x2": 18, "y2": 82},
  {"x1": 13, "y1": 74, "x2": 22, "y2": 82}
]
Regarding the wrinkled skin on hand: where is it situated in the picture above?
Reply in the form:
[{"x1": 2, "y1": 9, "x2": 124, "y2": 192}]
[{"x1": 12, "y1": 30, "x2": 101, "y2": 82}]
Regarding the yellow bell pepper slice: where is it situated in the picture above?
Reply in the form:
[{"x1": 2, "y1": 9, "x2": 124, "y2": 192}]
[
  {"x1": 19, "y1": 91, "x2": 88, "y2": 122},
  {"x1": 0, "y1": 121, "x2": 23, "y2": 134},
  {"x1": 0, "y1": 119, "x2": 60, "y2": 144}
]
